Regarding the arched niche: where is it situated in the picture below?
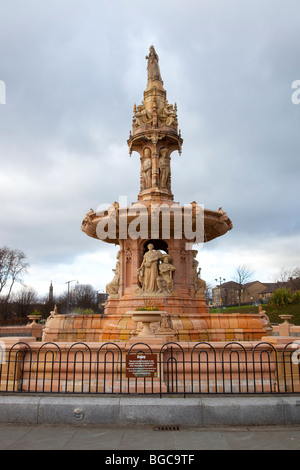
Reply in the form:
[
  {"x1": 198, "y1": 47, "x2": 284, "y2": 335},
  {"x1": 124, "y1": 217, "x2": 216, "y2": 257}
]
[{"x1": 143, "y1": 239, "x2": 168, "y2": 255}]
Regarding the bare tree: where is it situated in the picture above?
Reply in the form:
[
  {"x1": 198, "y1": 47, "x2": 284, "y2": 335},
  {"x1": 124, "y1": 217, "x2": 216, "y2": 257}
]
[
  {"x1": 274, "y1": 266, "x2": 291, "y2": 285},
  {"x1": 274, "y1": 266, "x2": 300, "y2": 290},
  {"x1": 233, "y1": 264, "x2": 255, "y2": 306},
  {"x1": 292, "y1": 267, "x2": 300, "y2": 278},
  {"x1": 0, "y1": 247, "x2": 29, "y2": 301},
  {"x1": 0, "y1": 247, "x2": 12, "y2": 293},
  {"x1": 12, "y1": 286, "x2": 39, "y2": 318},
  {"x1": 204, "y1": 281, "x2": 213, "y2": 303},
  {"x1": 71, "y1": 284, "x2": 98, "y2": 311},
  {"x1": 57, "y1": 283, "x2": 98, "y2": 313}
]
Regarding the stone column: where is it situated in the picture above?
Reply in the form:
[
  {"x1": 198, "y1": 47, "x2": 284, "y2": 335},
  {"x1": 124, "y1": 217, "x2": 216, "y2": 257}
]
[{"x1": 151, "y1": 144, "x2": 159, "y2": 188}]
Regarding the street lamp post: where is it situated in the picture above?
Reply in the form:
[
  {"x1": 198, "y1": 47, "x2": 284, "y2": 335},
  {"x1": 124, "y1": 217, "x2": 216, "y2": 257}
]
[
  {"x1": 215, "y1": 277, "x2": 226, "y2": 308},
  {"x1": 65, "y1": 280, "x2": 78, "y2": 313}
]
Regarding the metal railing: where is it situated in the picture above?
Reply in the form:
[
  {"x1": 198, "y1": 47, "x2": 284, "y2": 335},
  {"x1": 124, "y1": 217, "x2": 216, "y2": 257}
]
[{"x1": 0, "y1": 341, "x2": 299, "y2": 396}]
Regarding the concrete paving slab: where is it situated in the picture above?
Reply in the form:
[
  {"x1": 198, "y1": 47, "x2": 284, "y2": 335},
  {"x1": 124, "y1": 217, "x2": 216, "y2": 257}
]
[
  {"x1": 220, "y1": 429, "x2": 300, "y2": 450},
  {"x1": 0, "y1": 424, "x2": 34, "y2": 449},
  {"x1": 60, "y1": 427, "x2": 126, "y2": 451},
  {"x1": 172, "y1": 429, "x2": 231, "y2": 450},
  {"x1": 0, "y1": 424, "x2": 76, "y2": 450},
  {"x1": 0, "y1": 424, "x2": 300, "y2": 450},
  {"x1": 118, "y1": 426, "x2": 176, "y2": 450}
]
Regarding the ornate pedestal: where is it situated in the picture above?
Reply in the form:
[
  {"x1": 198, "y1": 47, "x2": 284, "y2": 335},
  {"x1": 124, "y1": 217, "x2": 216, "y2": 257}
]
[{"x1": 130, "y1": 310, "x2": 164, "y2": 337}]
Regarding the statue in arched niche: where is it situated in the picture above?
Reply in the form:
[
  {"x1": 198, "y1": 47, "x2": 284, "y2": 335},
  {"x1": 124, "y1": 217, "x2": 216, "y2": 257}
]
[
  {"x1": 138, "y1": 243, "x2": 162, "y2": 293},
  {"x1": 157, "y1": 254, "x2": 176, "y2": 294},
  {"x1": 159, "y1": 148, "x2": 170, "y2": 189},
  {"x1": 142, "y1": 148, "x2": 152, "y2": 189}
]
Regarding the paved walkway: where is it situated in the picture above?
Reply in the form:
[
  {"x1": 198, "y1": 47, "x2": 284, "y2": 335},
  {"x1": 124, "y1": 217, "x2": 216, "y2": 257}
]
[{"x1": 0, "y1": 424, "x2": 299, "y2": 450}]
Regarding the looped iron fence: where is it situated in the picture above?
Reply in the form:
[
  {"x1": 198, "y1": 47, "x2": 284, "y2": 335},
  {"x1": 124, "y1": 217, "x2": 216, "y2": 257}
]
[{"x1": 0, "y1": 340, "x2": 299, "y2": 396}]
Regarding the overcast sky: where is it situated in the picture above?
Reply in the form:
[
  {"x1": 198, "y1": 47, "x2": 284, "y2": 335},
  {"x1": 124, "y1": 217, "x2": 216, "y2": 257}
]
[{"x1": 0, "y1": 0, "x2": 299, "y2": 298}]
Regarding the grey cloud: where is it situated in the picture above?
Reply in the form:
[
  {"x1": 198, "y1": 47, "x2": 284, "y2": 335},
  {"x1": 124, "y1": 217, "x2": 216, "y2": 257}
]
[{"x1": 0, "y1": 0, "x2": 299, "y2": 294}]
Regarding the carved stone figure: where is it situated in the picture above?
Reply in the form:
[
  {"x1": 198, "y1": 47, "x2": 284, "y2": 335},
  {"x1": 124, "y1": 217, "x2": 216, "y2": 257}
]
[
  {"x1": 159, "y1": 148, "x2": 170, "y2": 188},
  {"x1": 48, "y1": 305, "x2": 59, "y2": 320},
  {"x1": 218, "y1": 207, "x2": 233, "y2": 230},
  {"x1": 157, "y1": 254, "x2": 176, "y2": 294},
  {"x1": 133, "y1": 103, "x2": 152, "y2": 128},
  {"x1": 160, "y1": 314, "x2": 173, "y2": 330},
  {"x1": 142, "y1": 148, "x2": 152, "y2": 189},
  {"x1": 106, "y1": 251, "x2": 120, "y2": 297},
  {"x1": 158, "y1": 314, "x2": 176, "y2": 334},
  {"x1": 138, "y1": 244, "x2": 162, "y2": 293},
  {"x1": 81, "y1": 208, "x2": 95, "y2": 231},
  {"x1": 192, "y1": 250, "x2": 207, "y2": 297},
  {"x1": 146, "y1": 45, "x2": 162, "y2": 82},
  {"x1": 158, "y1": 103, "x2": 176, "y2": 127}
]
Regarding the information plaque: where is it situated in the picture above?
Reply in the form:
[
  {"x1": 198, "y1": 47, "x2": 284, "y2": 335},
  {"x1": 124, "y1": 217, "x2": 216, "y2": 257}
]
[{"x1": 126, "y1": 353, "x2": 158, "y2": 378}]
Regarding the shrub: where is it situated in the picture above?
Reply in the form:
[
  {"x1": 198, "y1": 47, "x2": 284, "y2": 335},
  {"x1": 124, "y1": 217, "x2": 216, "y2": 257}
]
[
  {"x1": 292, "y1": 290, "x2": 300, "y2": 304},
  {"x1": 269, "y1": 288, "x2": 293, "y2": 308},
  {"x1": 31, "y1": 309, "x2": 41, "y2": 316},
  {"x1": 73, "y1": 308, "x2": 95, "y2": 315}
]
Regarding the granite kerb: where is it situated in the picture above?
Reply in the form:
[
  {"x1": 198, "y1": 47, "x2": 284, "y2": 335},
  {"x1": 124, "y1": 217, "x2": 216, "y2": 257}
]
[{"x1": 0, "y1": 394, "x2": 299, "y2": 426}]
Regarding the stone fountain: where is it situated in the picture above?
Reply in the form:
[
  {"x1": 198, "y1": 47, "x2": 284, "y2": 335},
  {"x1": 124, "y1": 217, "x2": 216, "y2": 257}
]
[{"x1": 43, "y1": 46, "x2": 271, "y2": 342}]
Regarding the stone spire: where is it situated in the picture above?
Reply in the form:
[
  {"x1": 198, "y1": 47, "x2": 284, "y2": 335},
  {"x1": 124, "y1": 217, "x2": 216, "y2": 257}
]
[
  {"x1": 49, "y1": 281, "x2": 53, "y2": 302},
  {"x1": 128, "y1": 46, "x2": 183, "y2": 202}
]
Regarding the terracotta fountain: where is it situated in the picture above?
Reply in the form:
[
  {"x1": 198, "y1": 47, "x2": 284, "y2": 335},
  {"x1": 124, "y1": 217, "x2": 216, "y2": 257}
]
[{"x1": 43, "y1": 47, "x2": 271, "y2": 342}]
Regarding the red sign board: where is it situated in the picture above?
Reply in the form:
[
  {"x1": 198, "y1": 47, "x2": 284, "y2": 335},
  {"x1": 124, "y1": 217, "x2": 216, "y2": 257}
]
[{"x1": 126, "y1": 353, "x2": 158, "y2": 378}]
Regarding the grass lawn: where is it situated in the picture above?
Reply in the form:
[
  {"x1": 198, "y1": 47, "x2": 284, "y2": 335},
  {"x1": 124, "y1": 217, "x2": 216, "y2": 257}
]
[{"x1": 210, "y1": 303, "x2": 300, "y2": 325}]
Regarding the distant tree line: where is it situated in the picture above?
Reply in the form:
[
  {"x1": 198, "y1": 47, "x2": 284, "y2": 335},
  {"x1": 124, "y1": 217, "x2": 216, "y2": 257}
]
[
  {"x1": 1, "y1": 245, "x2": 299, "y2": 325},
  {"x1": 0, "y1": 282, "x2": 104, "y2": 325},
  {"x1": 0, "y1": 246, "x2": 105, "y2": 325}
]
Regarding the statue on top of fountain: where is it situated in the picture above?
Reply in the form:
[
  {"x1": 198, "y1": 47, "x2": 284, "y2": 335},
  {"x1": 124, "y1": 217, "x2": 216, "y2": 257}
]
[{"x1": 146, "y1": 45, "x2": 163, "y2": 83}]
